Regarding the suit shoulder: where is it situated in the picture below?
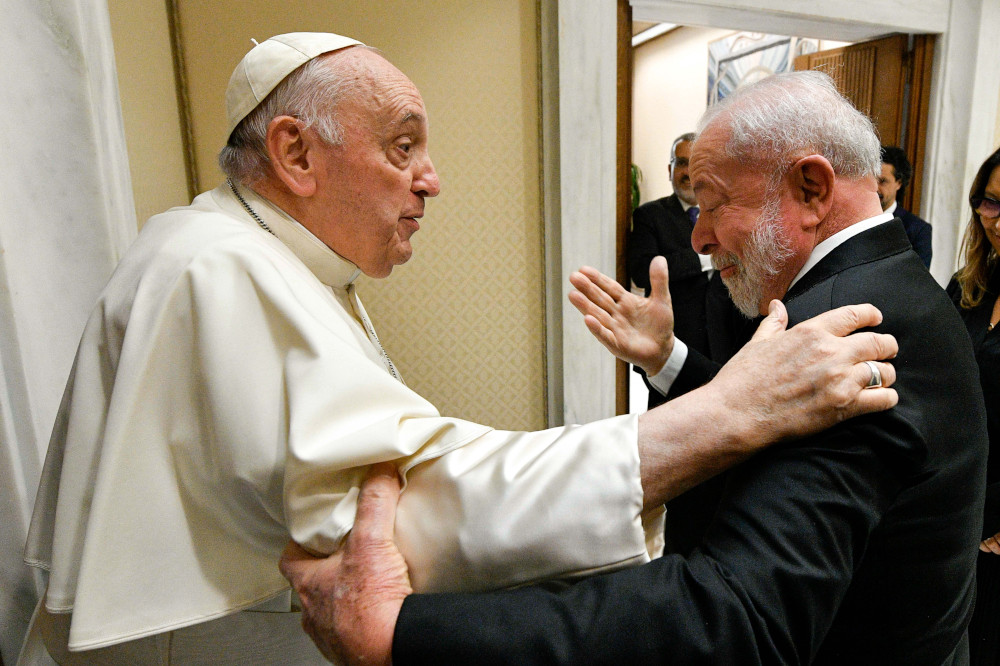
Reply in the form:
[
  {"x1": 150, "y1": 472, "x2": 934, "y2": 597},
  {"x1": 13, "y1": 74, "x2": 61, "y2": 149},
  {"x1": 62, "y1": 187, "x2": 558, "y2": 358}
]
[
  {"x1": 897, "y1": 207, "x2": 931, "y2": 229},
  {"x1": 633, "y1": 195, "x2": 677, "y2": 216}
]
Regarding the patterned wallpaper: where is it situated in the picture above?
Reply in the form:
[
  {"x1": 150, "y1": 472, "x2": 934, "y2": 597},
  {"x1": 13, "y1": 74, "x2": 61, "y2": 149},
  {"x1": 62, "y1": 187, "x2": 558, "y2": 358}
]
[
  {"x1": 177, "y1": 0, "x2": 548, "y2": 431},
  {"x1": 358, "y1": 30, "x2": 547, "y2": 431}
]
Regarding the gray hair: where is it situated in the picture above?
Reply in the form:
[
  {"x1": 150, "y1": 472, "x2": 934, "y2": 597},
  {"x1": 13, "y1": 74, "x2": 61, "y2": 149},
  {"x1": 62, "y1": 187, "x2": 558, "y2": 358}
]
[
  {"x1": 670, "y1": 132, "x2": 696, "y2": 164},
  {"x1": 218, "y1": 46, "x2": 377, "y2": 186},
  {"x1": 696, "y1": 70, "x2": 880, "y2": 186}
]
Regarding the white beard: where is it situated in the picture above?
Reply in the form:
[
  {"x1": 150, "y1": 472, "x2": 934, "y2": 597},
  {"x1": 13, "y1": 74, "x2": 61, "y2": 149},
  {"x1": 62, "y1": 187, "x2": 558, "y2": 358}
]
[{"x1": 712, "y1": 197, "x2": 794, "y2": 318}]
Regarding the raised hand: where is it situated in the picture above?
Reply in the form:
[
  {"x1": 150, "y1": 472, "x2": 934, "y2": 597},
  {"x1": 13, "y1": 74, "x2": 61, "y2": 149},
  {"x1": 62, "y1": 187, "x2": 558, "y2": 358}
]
[{"x1": 568, "y1": 256, "x2": 675, "y2": 375}]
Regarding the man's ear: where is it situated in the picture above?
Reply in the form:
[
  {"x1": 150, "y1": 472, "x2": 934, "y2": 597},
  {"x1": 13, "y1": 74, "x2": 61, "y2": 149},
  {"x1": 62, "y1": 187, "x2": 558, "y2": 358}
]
[
  {"x1": 790, "y1": 154, "x2": 835, "y2": 229},
  {"x1": 266, "y1": 116, "x2": 318, "y2": 197}
]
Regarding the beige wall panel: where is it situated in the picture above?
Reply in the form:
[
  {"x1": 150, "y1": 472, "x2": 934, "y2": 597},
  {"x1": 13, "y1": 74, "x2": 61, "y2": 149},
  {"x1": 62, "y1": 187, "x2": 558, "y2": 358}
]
[
  {"x1": 107, "y1": 0, "x2": 189, "y2": 227},
  {"x1": 178, "y1": 0, "x2": 545, "y2": 429}
]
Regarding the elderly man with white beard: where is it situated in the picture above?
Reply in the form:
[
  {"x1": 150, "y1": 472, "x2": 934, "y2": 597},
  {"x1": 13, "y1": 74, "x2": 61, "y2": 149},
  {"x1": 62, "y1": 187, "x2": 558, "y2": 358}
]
[{"x1": 279, "y1": 70, "x2": 987, "y2": 666}]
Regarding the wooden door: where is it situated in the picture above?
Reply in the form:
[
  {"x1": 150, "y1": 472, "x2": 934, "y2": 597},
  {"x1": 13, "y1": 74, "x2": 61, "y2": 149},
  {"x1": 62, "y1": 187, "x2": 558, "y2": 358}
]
[
  {"x1": 794, "y1": 34, "x2": 935, "y2": 214},
  {"x1": 616, "y1": 0, "x2": 633, "y2": 415}
]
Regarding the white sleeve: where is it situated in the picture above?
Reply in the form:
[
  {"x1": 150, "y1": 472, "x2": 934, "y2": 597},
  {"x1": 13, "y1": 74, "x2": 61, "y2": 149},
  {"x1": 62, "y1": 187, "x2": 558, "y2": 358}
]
[
  {"x1": 261, "y1": 273, "x2": 653, "y2": 593},
  {"x1": 646, "y1": 338, "x2": 688, "y2": 397},
  {"x1": 392, "y1": 415, "x2": 651, "y2": 592}
]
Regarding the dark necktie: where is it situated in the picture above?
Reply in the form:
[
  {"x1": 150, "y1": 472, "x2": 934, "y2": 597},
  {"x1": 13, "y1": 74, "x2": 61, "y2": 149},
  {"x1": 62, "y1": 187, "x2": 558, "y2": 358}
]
[{"x1": 687, "y1": 206, "x2": 700, "y2": 226}]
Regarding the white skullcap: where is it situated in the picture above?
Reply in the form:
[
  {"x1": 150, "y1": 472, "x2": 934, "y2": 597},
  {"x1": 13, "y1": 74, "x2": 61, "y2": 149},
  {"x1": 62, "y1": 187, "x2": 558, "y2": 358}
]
[{"x1": 224, "y1": 32, "x2": 364, "y2": 140}]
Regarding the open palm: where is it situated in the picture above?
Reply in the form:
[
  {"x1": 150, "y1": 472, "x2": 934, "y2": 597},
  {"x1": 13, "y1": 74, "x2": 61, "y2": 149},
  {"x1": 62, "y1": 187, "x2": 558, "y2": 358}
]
[{"x1": 568, "y1": 256, "x2": 675, "y2": 375}]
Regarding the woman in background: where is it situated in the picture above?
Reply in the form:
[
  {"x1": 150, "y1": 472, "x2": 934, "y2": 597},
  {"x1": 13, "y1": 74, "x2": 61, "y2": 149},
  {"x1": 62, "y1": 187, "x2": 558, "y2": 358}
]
[{"x1": 948, "y1": 146, "x2": 1000, "y2": 665}]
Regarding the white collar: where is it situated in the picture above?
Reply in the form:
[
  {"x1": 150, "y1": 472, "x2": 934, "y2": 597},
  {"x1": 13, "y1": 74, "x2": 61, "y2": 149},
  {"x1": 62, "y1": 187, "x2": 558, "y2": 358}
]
[
  {"x1": 218, "y1": 182, "x2": 363, "y2": 289},
  {"x1": 788, "y1": 212, "x2": 894, "y2": 291},
  {"x1": 885, "y1": 200, "x2": 898, "y2": 216}
]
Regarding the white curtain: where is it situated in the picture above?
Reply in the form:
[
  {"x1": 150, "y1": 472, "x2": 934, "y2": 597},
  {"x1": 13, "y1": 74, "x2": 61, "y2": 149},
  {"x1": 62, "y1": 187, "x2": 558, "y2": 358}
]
[{"x1": 0, "y1": 1, "x2": 135, "y2": 661}]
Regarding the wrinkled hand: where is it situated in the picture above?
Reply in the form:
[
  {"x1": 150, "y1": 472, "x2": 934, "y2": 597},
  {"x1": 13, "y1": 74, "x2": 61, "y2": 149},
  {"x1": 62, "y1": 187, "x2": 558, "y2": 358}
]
[
  {"x1": 710, "y1": 300, "x2": 899, "y2": 443},
  {"x1": 981, "y1": 531, "x2": 1000, "y2": 555},
  {"x1": 279, "y1": 463, "x2": 411, "y2": 666},
  {"x1": 569, "y1": 256, "x2": 675, "y2": 375}
]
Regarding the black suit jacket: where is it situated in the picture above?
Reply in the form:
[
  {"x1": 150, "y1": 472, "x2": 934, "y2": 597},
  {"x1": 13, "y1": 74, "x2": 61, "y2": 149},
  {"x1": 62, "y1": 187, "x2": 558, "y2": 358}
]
[
  {"x1": 896, "y1": 206, "x2": 933, "y2": 268},
  {"x1": 394, "y1": 221, "x2": 987, "y2": 665}
]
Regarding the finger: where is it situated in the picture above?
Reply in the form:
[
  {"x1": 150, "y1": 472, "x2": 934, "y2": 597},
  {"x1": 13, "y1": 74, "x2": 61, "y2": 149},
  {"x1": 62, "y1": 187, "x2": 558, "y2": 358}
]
[
  {"x1": 801, "y1": 304, "x2": 885, "y2": 338},
  {"x1": 647, "y1": 257, "x2": 672, "y2": 306},
  {"x1": 846, "y1": 331, "x2": 899, "y2": 363},
  {"x1": 569, "y1": 271, "x2": 619, "y2": 315},
  {"x1": 568, "y1": 288, "x2": 598, "y2": 318},
  {"x1": 577, "y1": 265, "x2": 628, "y2": 302},
  {"x1": 748, "y1": 300, "x2": 789, "y2": 342},
  {"x1": 856, "y1": 360, "x2": 896, "y2": 390},
  {"x1": 569, "y1": 291, "x2": 620, "y2": 338},
  {"x1": 583, "y1": 315, "x2": 620, "y2": 352},
  {"x1": 351, "y1": 462, "x2": 402, "y2": 545},
  {"x1": 279, "y1": 540, "x2": 319, "y2": 583},
  {"x1": 984, "y1": 536, "x2": 1000, "y2": 555},
  {"x1": 846, "y1": 387, "x2": 899, "y2": 415}
]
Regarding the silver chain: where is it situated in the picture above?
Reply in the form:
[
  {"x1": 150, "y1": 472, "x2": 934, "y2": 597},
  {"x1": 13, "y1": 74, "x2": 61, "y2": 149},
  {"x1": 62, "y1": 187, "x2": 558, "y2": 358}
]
[
  {"x1": 357, "y1": 298, "x2": 401, "y2": 382},
  {"x1": 227, "y1": 179, "x2": 402, "y2": 382},
  {"x1": 228, "y1": 179, "x2": 275, "y2": 236}
]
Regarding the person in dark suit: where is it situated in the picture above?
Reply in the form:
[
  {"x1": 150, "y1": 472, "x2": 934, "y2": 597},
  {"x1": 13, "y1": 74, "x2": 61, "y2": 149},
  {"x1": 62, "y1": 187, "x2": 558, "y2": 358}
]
[
  {"x1": 279, "y1": 71, "x2": 985, "y2": 665},
  {"x1": 879, "y1": 145, "x2": 933, "y2": 268}
]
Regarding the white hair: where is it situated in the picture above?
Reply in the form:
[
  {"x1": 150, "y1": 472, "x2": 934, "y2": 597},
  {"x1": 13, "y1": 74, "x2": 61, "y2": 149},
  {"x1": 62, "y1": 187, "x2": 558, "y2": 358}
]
[
  {"x1": 697, "y1": 70, "x2": 881, "y2": 186},
  {"x1": 218, "y1": 46, "x2": 377, "y2": 186}
]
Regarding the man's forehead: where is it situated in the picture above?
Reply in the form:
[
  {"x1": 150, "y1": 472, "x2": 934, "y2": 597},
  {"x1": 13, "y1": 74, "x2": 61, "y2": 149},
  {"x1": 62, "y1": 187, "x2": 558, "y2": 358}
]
[{"x1": 689, "y1": 129, "x2": 727, "y2": 178}]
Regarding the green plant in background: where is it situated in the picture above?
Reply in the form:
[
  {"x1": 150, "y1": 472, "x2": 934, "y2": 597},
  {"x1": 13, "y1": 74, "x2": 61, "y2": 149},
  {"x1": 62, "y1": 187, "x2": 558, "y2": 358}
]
[{"x1": 630, "y1": 163, "x2": 643, "y2": 210}]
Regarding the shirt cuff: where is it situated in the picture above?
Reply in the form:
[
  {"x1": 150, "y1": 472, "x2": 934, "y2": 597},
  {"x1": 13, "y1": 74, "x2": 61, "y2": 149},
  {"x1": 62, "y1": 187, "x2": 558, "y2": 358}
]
[{"x1": 646, "y1": 338, "x2": 687, "y2": 397}]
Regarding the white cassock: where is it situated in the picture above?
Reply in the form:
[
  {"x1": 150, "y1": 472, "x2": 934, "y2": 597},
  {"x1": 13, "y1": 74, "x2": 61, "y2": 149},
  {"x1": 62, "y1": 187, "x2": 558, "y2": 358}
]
[{"x1": 19, "y1": 183, "x2": 662, "y2": 663}]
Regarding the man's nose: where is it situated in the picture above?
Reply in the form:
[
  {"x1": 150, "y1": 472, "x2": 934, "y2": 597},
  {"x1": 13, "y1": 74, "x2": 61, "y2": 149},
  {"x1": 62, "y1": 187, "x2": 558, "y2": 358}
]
[
  {"x1": 690, "y1": 215, "x2": 714, "y2": 255},
  {"x1": 414, "y1": 156, "x2": 441, "y2": 198}
]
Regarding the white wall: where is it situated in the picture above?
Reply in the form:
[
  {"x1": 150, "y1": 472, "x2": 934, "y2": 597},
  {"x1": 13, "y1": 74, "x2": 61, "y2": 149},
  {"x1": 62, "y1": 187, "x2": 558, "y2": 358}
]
[{"x1": 632, "y1": 27, "x2": 729, "y2": 205}]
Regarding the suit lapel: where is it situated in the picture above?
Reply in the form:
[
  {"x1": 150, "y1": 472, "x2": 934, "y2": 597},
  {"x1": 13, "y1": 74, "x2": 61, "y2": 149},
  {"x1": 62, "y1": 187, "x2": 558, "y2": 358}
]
[{"x1": 784, "y1": 220, "x2": 911, "y2": 303}]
